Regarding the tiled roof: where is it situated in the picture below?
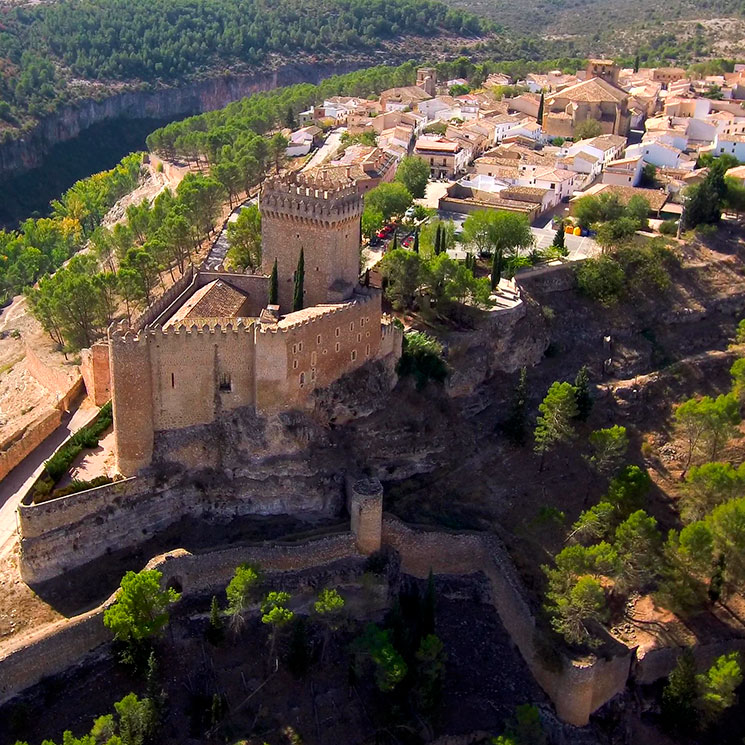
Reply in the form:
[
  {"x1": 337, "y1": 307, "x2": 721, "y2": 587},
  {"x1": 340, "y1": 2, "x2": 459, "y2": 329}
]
[
  {"x1": 549, "y1": 77, "x2": 628, "y2": 104},
  {"x1": 169, "y1": 279, "x2": 251, "y2": 324}
]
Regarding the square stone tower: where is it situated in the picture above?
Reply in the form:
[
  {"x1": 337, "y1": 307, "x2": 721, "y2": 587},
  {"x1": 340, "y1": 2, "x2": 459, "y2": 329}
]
[
  {"x1": 260, "y1": 171, "x2": 364, "y2": 312},
  {"x1": 417, "y1": 67, "x2": 437, "y2": 97}
]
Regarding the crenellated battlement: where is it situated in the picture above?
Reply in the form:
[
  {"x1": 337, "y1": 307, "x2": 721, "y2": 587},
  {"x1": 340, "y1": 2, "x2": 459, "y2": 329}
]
[
  {"x1": 109, "y1": 318, "x2": 255, "y2": 345},
  {"x1": 261, "y1": 169, "x2": 363, "y2": 225},
  {"x1": 257, "y1": 290, "x2": 378, "y2": 335}
]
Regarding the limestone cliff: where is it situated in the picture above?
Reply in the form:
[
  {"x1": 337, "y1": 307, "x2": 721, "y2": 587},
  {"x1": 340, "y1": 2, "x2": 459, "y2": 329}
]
[{"x1": 0, "y1": 59, "x2": 366, "y2": 178}]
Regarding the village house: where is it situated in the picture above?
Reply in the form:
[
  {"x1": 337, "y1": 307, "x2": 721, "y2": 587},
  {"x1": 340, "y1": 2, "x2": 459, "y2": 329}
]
[
  {"x1": 525, "y1": 70, "x2": 580, "y2": 93},
  {"x1": 626, "y1": 139, "x2": 695, "y2": 170},
  {"x1": 653, "y1": 67, "x2": 688, "y2": 86},
  {"x1": 416, "y1": 95, "x2": 460, "y2": 122},
  {"x1": 413, "y1": 135, "x2": 469, "y2": 179},
  {"x1": 601, "y1": 155, "x2": 644, "y2": 187},
  {"x1": 712, "y1": 132, "x2": 745, "y2": 161},
  {"x1": 285, "y1": 125, "x2": 323, "y2": 157},
  {"x1": 484, "y1": 72, "x2": 513, "y2": 88},
  {"x1": 507, "y1": 92, "x2": 542, "y2": 119},
  {"x1": 572, "y1": 182, "x2": 670, "y2": 217},
  {"x1": 558, "y1": 134, "x2": 627, "y2": 178},
  {"x1": 379, "y1": 85, "x2": 432, "y2": 112},
  {"x1": 321, "y1": 145, "x2": 399, "y2": 194}
]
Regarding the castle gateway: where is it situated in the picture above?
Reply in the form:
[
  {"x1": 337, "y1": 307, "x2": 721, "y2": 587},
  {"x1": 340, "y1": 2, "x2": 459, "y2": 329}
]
[{"x1": 107, "y1": 172, "x2": 401, "y2": 476}]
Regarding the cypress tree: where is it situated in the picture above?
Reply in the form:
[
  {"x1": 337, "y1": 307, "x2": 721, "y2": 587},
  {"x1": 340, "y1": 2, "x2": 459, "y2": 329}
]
[
  {"x1": 434, "y1": 225, "x2": 442, "y2": 255},
  {"x1": 364, "y1": 268, "x2": 370, "y2": 287},
  {"x1": 391, "y1": 230, "x2": 398, "y2": 251},
  {"x1": 503, "y1": 366, "x2": 528, "y2": 445},
  {"x1": 413, "y1": 229, "x2": 419, "y2": 253},
  {"x1": 292, "y1": 249, "x2": 304, "y2": 312},
  {"x1": 269, "y1": 258, "x2": 278, "y2": 305},
  {"x1": 491, "y1": 248, "x2": 502, "y2": 290},
  {"x1": 537, "y1": 92, "x2": 545, "y2": 124},
  {"x1": 633, "y1": 52, "x2": 640, "y2": 73},
  {"x1": 573, "y1": 365, "x2": 593, "y2": 420},
  {"x1": 552, "y1": 223, "x2": 565, "y2": 252}
]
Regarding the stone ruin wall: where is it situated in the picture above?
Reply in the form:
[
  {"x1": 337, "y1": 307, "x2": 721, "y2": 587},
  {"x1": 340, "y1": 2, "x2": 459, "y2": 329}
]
[{"x1": 8, "y1": 489, "x2": 720, "y2": 729}]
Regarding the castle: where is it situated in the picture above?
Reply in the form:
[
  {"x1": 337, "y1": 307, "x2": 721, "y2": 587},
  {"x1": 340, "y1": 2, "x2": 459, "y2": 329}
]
[{"x1": 102, "y1": 171, "x2": 401, "y2": 476}]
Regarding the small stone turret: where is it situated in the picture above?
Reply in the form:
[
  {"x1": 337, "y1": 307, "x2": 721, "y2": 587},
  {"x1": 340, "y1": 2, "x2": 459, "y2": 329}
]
[{"x1": 348, "y1": 477, "x2": 383, "y2": 554}]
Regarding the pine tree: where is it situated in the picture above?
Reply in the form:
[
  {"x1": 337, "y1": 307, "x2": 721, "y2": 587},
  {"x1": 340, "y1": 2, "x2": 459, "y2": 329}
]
[
  {"x1": 292, "y1": 249, "x2": 304, "y2": 312},
  {"x1": 504, "y1": 366, "x2": 528, "y2": 445},
  {"x1": 490, "y1": 248, "x2": 502, "y2": 290},
  {"x1": 661, "y1": 650, "x2": 697, "y2": 733},
  {"x1": 537, "y1": 92, "x2": 545, "y2": 124},
  {"x1": 269, "y1": 258, "x2": 278, "y2": 305},
  {"x1": 413, "y1": 229, "x2": 419, "y2": 254},
  {"x1": 573, "y1": 366, "x2": 593, "y2": 421},
  {"x1": 206, "y1": 595, "x2": 224, "y2": 645}
]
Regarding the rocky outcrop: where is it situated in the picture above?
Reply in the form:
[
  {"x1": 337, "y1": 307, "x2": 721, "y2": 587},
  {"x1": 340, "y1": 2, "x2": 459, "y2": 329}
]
[{"x1": 0, "y1": 58, "x2": 368, "y2": 178}]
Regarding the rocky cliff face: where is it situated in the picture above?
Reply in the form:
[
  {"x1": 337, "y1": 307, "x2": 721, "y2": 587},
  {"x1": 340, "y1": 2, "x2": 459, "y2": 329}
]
[{"x1": 0, "y1": 59, "x2": 367, "y2": 178}]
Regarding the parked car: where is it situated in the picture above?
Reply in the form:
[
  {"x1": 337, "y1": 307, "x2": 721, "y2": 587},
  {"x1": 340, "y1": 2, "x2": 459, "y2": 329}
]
[
  {"x1": 404, "y1": 207, "x2": 416, "y2": 219},
  {"x1": 402, "y1": 236, "x2": 413, "y2": 247}
]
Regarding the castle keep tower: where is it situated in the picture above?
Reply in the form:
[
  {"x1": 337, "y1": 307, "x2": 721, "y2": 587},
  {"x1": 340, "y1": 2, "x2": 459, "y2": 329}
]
[{"x1": 260, "y1": 171, "x2": 364, "y2": 312}]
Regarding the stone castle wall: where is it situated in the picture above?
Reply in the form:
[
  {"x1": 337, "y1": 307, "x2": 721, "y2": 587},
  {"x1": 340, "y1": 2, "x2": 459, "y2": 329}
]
[
  {"x1": 0, "y1": 409, "x2": 63, "y2": 483},
  {"x1": 10, "y1": 505, "x2": 637, "y2": 728},
  {"x1": 80, "y1": 342, "x2": 111, "y2": 406}
]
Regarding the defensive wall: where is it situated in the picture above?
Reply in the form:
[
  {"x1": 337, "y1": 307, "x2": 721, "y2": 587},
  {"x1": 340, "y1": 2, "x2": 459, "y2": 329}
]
[
  {"x1": 80, "y1": 342, "x2": 111, "y2": 406},
  {"x1": 110, "y1": 285, "x2": 387, "y2": 475},
  {"x1": 8, "y1": 481, "x2": 708, "y2": 729}
]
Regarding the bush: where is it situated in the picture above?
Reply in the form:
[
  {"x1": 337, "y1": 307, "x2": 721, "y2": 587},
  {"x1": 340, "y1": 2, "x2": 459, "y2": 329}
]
[
  {"x1": 659, "y1": 219, "x2": 678, "y2": 235},
  {"x1": 396, "y1": 331, "x2": 448, "y2": 389},
  {"x1": 575, "y1": 255, "x2": 625, "y2": 305}
]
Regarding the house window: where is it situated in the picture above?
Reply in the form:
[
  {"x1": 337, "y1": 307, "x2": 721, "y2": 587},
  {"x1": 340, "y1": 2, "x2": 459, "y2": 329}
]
[
  {"x1": 292, "y1": 343, "x2": 297, "y2": 354},
  {"x1": 317, "y1": 334, "x2": 321, "y2": 344},
  {"x1": 293, "y1": 359, "x2": 298, "y2": 370},
  {"x1": 351, "y1": 350, "x2": 357, "y2": 361},
  {"x1": 171, "y1": 372, "x2": 175, "y2": 388},
  {"x1": 335, "y1": 342, "x2": 340, "y2": 352},
  {"x1": 299, "y1": 372, "x2": 305, "y2": 386},
  {"x1": 219, "y1": 373, "x2": 232, "y2": 392}
]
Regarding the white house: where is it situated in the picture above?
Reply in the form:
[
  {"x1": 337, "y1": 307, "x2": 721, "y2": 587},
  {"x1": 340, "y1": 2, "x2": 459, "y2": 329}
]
[
  {"x1": 416, "y1": 95, "x2": 460, "y2": 122},
  {"x1": 602, "y1": 156, "x2": 644, "y2": 187},
  {"x1": 626, "y1": 140, "x2": 695, "y2": 170},
  {"x1": 713, "y1": 133, "x2": 745, "y2": 161},
  {"x1": 285, "y1": 126, "x2": 321, "y2": 157}
]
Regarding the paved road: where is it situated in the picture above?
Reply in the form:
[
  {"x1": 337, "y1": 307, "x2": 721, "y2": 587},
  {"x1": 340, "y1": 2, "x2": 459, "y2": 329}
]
[
  {"x1": 303, "y1": 128, "x2": 346, "y2": 171},
  {"x1": 204, "y1": 197, "x2": 258, "y2": 271},
  {"x1": 0, "y1": 402, "x2": 99, "y2": 558}
]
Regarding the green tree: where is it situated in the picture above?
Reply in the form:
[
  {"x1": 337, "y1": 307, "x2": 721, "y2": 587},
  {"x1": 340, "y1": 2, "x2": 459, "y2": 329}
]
[
  {"x1": 696, "y1": 651, "x2": 743, "y2": 724},
  {"x1": 115, "y1": 693, "x2": 157, "y2": 745},
  {"x1": 574, "y1": 118, "x2": 603, "y2": 140},
  {"x1": 551, "y1": 222, "x2": 565, "y2": 253},
  {"x1": 379, "y1": 248, "x2": 422, "y2": 309},
  {"x1": 730, "y1": 357, "x2": 745, "y2": 404},
  {"x1": 261, "y1": 591, "x2": 294, "y2": 663},
  {"x1": 226, "y1": 563, "x2": 260, "y2": 630},
  {"x1": 365, "y1": 182, "x2": 412, "y2": 221},
  {"x1": 534, "y1": 381, "x2": 579, "y2": 469},
  {"x1": 396, "y1": 331, "x2": 448, "y2": 389},
  {"x1": 292, "y1": 247, "x2": 304, "y2": 312},
  {"x1": 503, "y1": 366, "x2": 528, "y2": 445},
  {"x1": 490, "y1": 248, "x2": 502, "y2": 290},
  {"x1": 268, "y1": 132, "x2": 289, "y2": 174},
  {"x1": 226, "y1": 204, "x2": 261, "y2": 271},
  {"x1": 549, "y1": 575, "x2": 608, "y2": 647},
  {"x1": 269, "y1": 258, "x2": 278, "y2": 305},
  {"x1": 353, "y1": 623, "x2": 408, "y2": 692},
  {"x1": 570, "y1": 501, "x2": 616, "y2": 544},
  {"x1": 708, "y1": 497, "x2": 745, "y2": 593},
  {"x1": 605, "y1": 465, "x2": 651, "y2": 517},
  {"x1": 662, "y1": 649, "x2": 698, "y2": 733},
  {"x1": 674, "y1": 394, "x2": 741, "y2": 468},
  {"x1": 585, "y1": 425, "x2": 629, "y2": 477},
  {"x1": 414, "y1": 633, "x2": 447, "y2": 714},
  {"x1": 573, "y1": 365, "x2": 593, "y2": 420},
  {"x1": 681, "y1": 462, "x2": 744, "y2": 523},
  {"x1": 395, "y1": 156, "x2": 430, "y2": 198},
  {"x1": 614, "y1": 509, "x2": 661, "y2": 591},
  {"x1": 362, "y1": 206, "x2": 385, "y2": 240},
  {"x1": 313, "y1": 588, "x2": 345, "y2": 660},
  {"x1": 575, "y1": 254, "x2": 625, "y2": 305},
  {"x1": 207, "y1": 595, "x2": 224, "y2": 645},
  {"x1": 103, "y1": 570, "x2": 180, "y2": 643}
]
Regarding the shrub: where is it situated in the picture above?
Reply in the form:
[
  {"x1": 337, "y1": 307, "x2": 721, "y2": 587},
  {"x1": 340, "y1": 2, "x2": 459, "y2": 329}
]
[
  {"x1": 659, "y1": 219, "x2": 678, "y2": 235},
  {"x1": 575, "y1": 255, "x2": 625, "y2": 305},
  {"x1": 396, "y1": 331, "x2": 448, "y2": 389}
]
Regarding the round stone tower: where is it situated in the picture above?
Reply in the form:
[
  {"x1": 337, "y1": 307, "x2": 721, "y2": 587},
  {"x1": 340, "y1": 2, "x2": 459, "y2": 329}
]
[{"x1": 348, "y1": 477, "x2": 383, "y2": 555}]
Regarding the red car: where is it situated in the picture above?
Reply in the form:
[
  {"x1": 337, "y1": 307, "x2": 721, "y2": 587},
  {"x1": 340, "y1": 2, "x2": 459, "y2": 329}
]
[{"x1": 402, "y1": 236, "x2": 412, "y2": 247}]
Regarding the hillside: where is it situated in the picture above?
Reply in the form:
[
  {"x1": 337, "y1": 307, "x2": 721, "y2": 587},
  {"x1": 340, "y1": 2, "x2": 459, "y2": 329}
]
[{"x1": 0, "y1": 0, "x2": 490, "y2": 138}]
